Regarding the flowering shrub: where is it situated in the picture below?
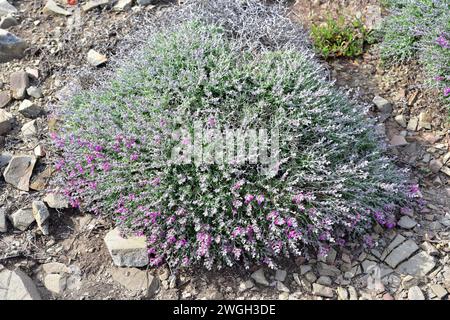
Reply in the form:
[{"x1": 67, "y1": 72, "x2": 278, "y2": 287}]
[
  {"x1": 380, "y1": 0, "x2": 450, "y2": 103},
  {"x1": 51, "y1": 0, "x2": 412, "y2": 270}
]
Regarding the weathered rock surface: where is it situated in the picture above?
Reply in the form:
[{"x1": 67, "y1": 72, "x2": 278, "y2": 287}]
[
  {"x1": 0, "y1": 90, "x2": 11, "y2": 108},
  {"x1": 3, "y1": 155, "x2": 36, "y2": 191},
  {"x1": 408, "y1": 286, "x2": 425, "y2": 300},
  {"x1": 9, "y1": 208, "x2": 34, "y2": 231},
  {"x1": 0, "y1": 267, "x2": 41, "y2": 300},
  {"x1": 0, "y1": 108, "x2": 13, "y2": 135},
  {"x1": 43, "y1": 0, "x2": 72, "y2": 16},
  {"x1": 18, "y1": 99, "x2": 41, "y2": 118},
  {"x1": 312, "y1": 283, "x2": 334, "y2": 298},
  {"x1": 397, "y1": 216, "x2": 417, "y2": 230},
  {"x1": 396, "y1": 251, "x2": 435, "y2": 277},
  {"x1": 384, "y1": 239, "x2": 419, "y2": 268},
  {"x1": 110, "y1": 267, "x2": 159, "y2": 296},
  {"x1": 104, "y1": 228, "x2": 149, "y2": 267},
  {"x1": 250, "y1": 268, "x2": 269, "y2": 286},
  {"x1": 10, "y1": 71, "x2": 29, "y2": 100},
  {"x1": 43, "y1": 192, "x2": 69, "y2": 209},
  {"x1": 32, "y1": 200, "x2": 50, "y2": 235},
  {"x1": 21, "y1": 119, "x2": 38, "y2": 138},
  {"x1": 87, "y1": 49, "x2": 108, "y2": 66},
  {"x1": 44, "y1": 273, "x2": 66, "y2": 294},
  {"x1": 0, "y1": 207, "x2": 7, "y2": 232},
  {"x1": 82, "y1": 0, "x2": 111, "y2": 12},
  {"x1": 0, "y1": 0, "x2": 17, "y2": 17},
  {"x1": 0, "y1": 29, "x2": 28, "y2": 63}
]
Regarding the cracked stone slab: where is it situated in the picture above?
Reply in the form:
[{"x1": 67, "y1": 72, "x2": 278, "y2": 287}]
[
  {"x1": 0, "y1": 267, "x2": 41, "y2": 300},
  {"x1": 396, "y1": 251, "x2": 436, "y2": 277},
  {"x1": 384, "y1": 239, "x2": 419, "y2": 268},
  {"x1": 380, "y1": 234, "x2": 405, "y2": 261}
]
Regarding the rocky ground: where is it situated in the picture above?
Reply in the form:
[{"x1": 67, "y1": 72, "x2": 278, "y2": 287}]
[{"x1": 1, "y1": 0, "x2": 449, "y2": 300}]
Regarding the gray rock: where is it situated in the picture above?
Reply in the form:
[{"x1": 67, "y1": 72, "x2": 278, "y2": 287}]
[
  {"x1": 317, "y1": 276, "x2": 332, "y2": 286},
  {"x1": 0, "y1": 109, "x2": 13, "y2": 135},
  {"x1": 336, "y1": 286, "x2": 348, "y2": 300},
  {"x1": 407, "y1": 117, "x2": 418, "y2": 131},
  {"x1": 419, "y1": 242, "x2": 439, "y2": 256},
  {"x1": 384, "y1": 239, "x2": 419, "y2": 268},
  {"x1": 251, "y1": 268, "x2": 269, "y2": 286},
  {"x1": 32, "y1": 200, "x2": 50, "y2": 235},
  {"x1": 104, "y1": 227, "x2": 149, "y2": 267},
  {"x1": 430, "y1": 284, "x2": 447, "y2": 299},
  {"x1": 113, "y1": 0, "x2": 133, "y2": 11},
  {"x1": 373, "y1": 95, "x2": 392, "y2": 114},
  {"x1": 82, "y1": 0, "x2": 111, "y2": 12},
  {"x1": 10, "y1": 71, "x2": 29, "y2": 99},
  {"x1": 9, "y1": 208, "x2": 34, "y2": 231},
  {"x1": 0, "y1": 207, "x2": 7, "y2": 232},
  {"x1": 87, "y1": 49, "x2": 107, "y2": 66},
  {"x1": 275, "y1": 269, "x2": 287, "y2": 282},
  {"x1": 401, "y1": 275, "x2": 418, "y2": 289},
  {"x1": 418, "y1": 111, "x2": 432, "y2": 130},
  {"x1": 305, "y1": 271, "x2": 317, "y2": 283},
  {"x1": 43, "y1": 0, "x2": 72, "y2": 16},
  {"x1": 312, "y1": 283, "x2": 333, "y2": 298},
  {"x1": 21, "y1": 119, "x2": 38, "y2": 138},
  {"x1": 390, "y1": 135, "x2": 408, "y2": 147},
  {"x1": 408, "y1": 286, "x2": 425, "y2": 300},
  {"x1": 110, "y1": 267, "x2": 159, "y2": 296},
  {"x1": 3, "y1": 155, "x2": 36, "y2": 191},
  {"x1": 137, "y1": 0, "x2": 158, "y2": 6},
  {"x1": 397, "y1": 216, "x2": 417, "y2": 229},
  {"x1": 394, "y1": 114, "x2": 407, "y2": 128},
  {"x1": 396, "y1": 251, "x2": 435, "y2": 277},
  {"x1": 44, "y1": 274, "x2": 66, "y2": 294},
  {"x1": 0, "y1": 14, "x2": 18, "y2": 29},
  {"x1": 0, "y1": 0, "x2": 17, "y2": 17},
  {"x1": 238, "y1": 280, "x2": 254, "y2": 292},
  {"x1": 317, "y1": 262, "x2": 340, "y2": 277},
  {"x1": 0, "y1": 267, "x2": 41, "y2": 300},
  {"x1": 0, "y1": 151, "x2": 12, "y2": 168},
  {"x1": 429, "y1": 159, "x2": 443, "y2": 173},
  {"x1": 42, "y1": 262, "x2": 70, "y2": 275},
  {"x1": 43, "y1": 192, "x2": 69, "y2": 209},
  {"x1": 0, "y1": 29, "x2": 27, "y2": 63},
  {"x1": 0, "y1": 90, "x2": 11, "y2": 108},
  {"x1": 276, "y1": 281, "x2": 290, "y2": 293},
  {"x1": 381, "y1": 234, "x2": 406, "y2": 260},
  {"x1": 18, "y1": 99, "x2": 41, "y2": 118},
  {"x1": 299, "y1": 264, "x2": 312, "y2": 275},
  {"x1": 26, "y1": 86, "x2": 43, "y2": 99}
]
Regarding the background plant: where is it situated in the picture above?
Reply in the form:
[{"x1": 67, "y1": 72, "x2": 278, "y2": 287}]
[
  {"x1": 380, "y1": 0, "x2": 450, "y2": 103},
  {"x1": 311, "y1": 16, "x2": 373, "y2": 59},
  {"x1": 50, "y1": 0, "x2": 412, "y2": 270}
]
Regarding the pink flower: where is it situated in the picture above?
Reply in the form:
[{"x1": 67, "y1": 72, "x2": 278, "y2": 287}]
[
  {"x1": 256, "y1": 194, "x2": 265, "y2": 205},
  {"x1": 102, "y1": 162, "x2": 111, "y2": 172},
  {"x1": 244, "y1": 194, "x2": 254, "y2": 204}
]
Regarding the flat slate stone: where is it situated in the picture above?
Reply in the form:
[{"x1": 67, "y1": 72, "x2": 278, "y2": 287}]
[
  {"x1": 384, "y1": 239, "x2": 419, "y2": 268},
  {"x1": 0, "y1": 267, "x2": 41, "y2": 300},
  {"x1": 397, "y1": 216, "x2": 417, "y2": 229},
  {"x1": 396, "y1": 251, "x2": 435, "y2": 277}
]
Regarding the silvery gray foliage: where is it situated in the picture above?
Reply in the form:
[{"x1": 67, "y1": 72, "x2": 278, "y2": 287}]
[{"x1": 49, "y1": 0, "x2": 412, "y2": 270}]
